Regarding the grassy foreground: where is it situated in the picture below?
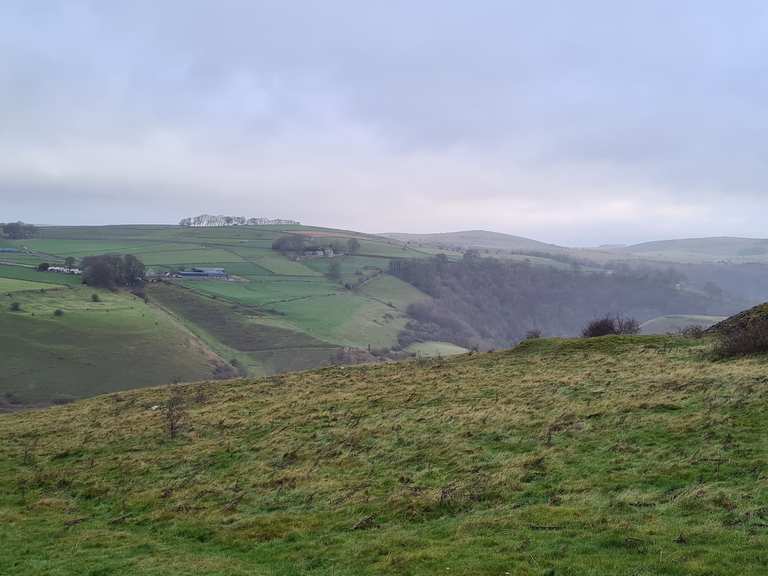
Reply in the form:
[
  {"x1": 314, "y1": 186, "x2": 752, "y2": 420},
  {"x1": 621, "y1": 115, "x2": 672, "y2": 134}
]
[{"x1": 1, "y1": 335, "x2": 768, "y2": 575}]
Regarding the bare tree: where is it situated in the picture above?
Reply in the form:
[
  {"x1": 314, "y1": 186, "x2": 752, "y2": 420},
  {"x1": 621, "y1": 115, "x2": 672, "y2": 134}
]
[{"x1": 163, "y1": 388, "x2": 186, "y2": 440}]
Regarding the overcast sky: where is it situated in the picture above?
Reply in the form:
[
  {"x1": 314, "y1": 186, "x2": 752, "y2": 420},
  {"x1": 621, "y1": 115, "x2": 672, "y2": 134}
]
[{"x1": 2, "y1": 1, "x2": 768, "y2": 245}]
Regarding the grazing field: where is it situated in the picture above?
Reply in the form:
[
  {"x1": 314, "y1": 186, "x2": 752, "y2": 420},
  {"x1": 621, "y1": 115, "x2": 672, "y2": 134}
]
[
  {"x1": 640, "y1": 314, "x2": 727, "y2": 335},
  {"x1": 0, "y1": 265, "x2": 82, "y2": 286},
  {"x1": 0, "y1": 287, "x2": 228, "y2": 405},
  {"x1": 0, "y1": 278, "x2": 60, "y2": 293},
  {"x1": 2, "y1": 335, "x2": 768, "y2": 574},
  {"x1": 0, "y1": 225, "x2": 441, "y2": 392},
  {"x1": 149, "y1": 283, "x2": 339, "y2": 375}
]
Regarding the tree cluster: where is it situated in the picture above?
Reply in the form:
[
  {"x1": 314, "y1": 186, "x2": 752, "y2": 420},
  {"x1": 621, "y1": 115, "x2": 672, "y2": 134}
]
[
  {"x1": 272, "y1": 234, "x2": 308, "y2": 252},
  {"x1": 271, "y1": 235, "x2": 361, "y2": 256},
  {"x1": 581, "y1": 315, "x2": 640, "y2": 338},
  {"x1": 81, "y1": 254, "x2": 146, "y2": 289},
  {"x1": 179, "y1": 215, "x2": 300, "y2": 227},
  {"x1": 391, "y1": 253, "x2": 736, "y2": 350},
  {"x1": 1, "y1": 221, "x2": 37, "y2": 239}
]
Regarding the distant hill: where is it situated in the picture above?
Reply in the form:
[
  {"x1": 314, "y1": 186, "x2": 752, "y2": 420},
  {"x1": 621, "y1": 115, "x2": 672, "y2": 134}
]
[
  {"x1": 616, "y1": 237, "x2": 768, "y2": 262},
  {"x1": 382, "y1": 230, "x2": 568, "y2": 254},
  {"x1": 2, "y1": 335, "x2": 768, "y2": 573},
  {"x1": 382, "y1": 230, "x2": 630, "y2": 264}
]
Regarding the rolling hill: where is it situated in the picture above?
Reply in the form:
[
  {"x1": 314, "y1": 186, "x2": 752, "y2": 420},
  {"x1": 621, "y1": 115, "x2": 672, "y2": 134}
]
[
  {"x1": 615, "y1": 237, "x2": 768, "y2": 263},
  {"x1": 0, "y1": 286, "x2": 230, "y2": 407},
  {"x1": 2, "y1": 334, "x2": 767, "y2": 574},
  {"x1": 382, "y1": 230, "x2": 636, "y2": 265},
  {"x1": 4, "y1": 223, "x2": 765, "y2": 407},
  {"x1": 382, "y1": 230, "x2": 567, "y2": 253},
  {"x1": 0, "y1": 224, "x2": 436, "y2": 405}
]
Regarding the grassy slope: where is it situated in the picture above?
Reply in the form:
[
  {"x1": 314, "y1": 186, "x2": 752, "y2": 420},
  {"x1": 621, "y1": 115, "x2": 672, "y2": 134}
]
[
  {"x1": 0, "y1": 287, "x2": 227, "y2": 404},
  {"x1": 1, "y1": 225, "x2": 433, "y2": 379},
  {"x1": 147, "y1": 283, "x2": 339, "y2": 376},
  {"x1": 0, "y1": 264, "x2": 82, "y2": 286},
  {"x1": 383, "y1": 230, "x2": 618, "y2": 263},
  {"x1": 0, "y1": 278, "x2": 60, "y2": 292},
  {"x1": 2, "y1": 335, "x2": 768, "y2": 574}
]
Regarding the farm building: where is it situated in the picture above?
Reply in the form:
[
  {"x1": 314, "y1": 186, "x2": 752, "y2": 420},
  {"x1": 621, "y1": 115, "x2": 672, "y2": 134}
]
[
  {"x1": 302, "y1": 247, "x2": 336, "y2": 258},
  {"x1": 177, "y1": 267, "x2": 228, "y2": 278},
  {"x1": 47, "y1": 266, "x2": 82, "y2": 275},
  {"x1": 0, "y1": 247, "x2": 19, "y2": 253}
]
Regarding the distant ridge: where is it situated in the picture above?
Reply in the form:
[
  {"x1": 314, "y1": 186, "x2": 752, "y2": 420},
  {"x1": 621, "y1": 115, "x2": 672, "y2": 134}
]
[
  {"x1": 616, "y1": 236, "x2": 768, "y2": 262},
  {"x1": 381, "y1": 230, "x2": 568, "y2": 253}
]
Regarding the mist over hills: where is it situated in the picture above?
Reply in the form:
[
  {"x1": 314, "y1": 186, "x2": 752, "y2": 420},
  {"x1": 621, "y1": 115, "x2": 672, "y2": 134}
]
[
  {"x1": 384, "y1": 229, "x2": 768, "y2": 264},
  {"x1": 382, "y1": 230, "x2": 569, "y2": 254}
]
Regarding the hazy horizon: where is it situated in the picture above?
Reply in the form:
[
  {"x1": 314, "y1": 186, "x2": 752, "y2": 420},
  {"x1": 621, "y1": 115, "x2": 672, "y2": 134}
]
[{"x1": 3, "y1": 1, "x2": 768, "y2": 245}]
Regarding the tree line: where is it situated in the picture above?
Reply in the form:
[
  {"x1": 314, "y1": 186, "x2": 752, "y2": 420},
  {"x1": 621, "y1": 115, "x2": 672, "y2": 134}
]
[
  {"x1": 80, "y1": 254, "x2": 146, "y2": 289},
  {"x1": 1, "y1": 221, "x2": 37, "y2": 239},
  {"x1": 272, "y1": 234, "x2": 361, "y2": 255}
]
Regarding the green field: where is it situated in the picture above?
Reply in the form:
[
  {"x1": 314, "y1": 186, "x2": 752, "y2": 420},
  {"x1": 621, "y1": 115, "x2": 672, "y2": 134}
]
[
  {"x1": 2, "y1": 335, "x2": 768, "y2": 574},
  {"x1": 0, "y1": 278, "x2": 60, "y2": 293},
  {"x1": 0, "y1": 225, "x2": 437, "y2": 401},
  {"x1": 0, "y1": 265, "x2": 82, "y2": 287},
  {"x1": 148, "y1": 283, "x2": 339, "y2": 376},
  {"x1": 0, "y1": 287, "x2": 229, "y2": 404}
]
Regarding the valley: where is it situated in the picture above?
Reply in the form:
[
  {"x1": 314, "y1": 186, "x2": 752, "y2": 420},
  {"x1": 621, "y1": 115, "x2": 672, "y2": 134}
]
[{"x1": 3, "y1": 223, "x2": 767, "y2": 407}]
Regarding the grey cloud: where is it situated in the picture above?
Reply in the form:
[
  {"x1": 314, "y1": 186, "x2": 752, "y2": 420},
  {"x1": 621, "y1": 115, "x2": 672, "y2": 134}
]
[{"x1": 1, "y1": 0, "x2": 768, "y2": 244}]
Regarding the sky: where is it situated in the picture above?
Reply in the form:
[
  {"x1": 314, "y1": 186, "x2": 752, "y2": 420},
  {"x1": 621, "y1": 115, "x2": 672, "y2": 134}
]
[{"x1": 2, "y1": 1, "x2": 768, "y2": 246}]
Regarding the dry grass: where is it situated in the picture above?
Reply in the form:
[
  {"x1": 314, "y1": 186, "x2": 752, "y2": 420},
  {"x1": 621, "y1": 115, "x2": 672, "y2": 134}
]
[{"x1": 1, "y1": 335, "x2": 768, "y2": 575}]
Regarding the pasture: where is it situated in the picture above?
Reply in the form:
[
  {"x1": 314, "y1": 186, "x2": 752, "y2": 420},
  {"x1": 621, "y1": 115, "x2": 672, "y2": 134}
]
[
  {"x1": 0, "y1": 278, "x2": 60, "y2": 294},
  {"x1": 9, "y1": 225, "x2": 433, "y2": 363},
  {"x1": 0, "y1": 265, "x2": 81, "y2": 287},
  {"x1": 0, "y1": 287, "x2": 227, "y2": 405},
  {"x1": 1, "y1": 225, "x2": 436, "y2": 390}
]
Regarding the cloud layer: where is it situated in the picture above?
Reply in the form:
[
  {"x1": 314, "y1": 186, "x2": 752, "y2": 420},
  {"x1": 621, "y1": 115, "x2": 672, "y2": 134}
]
[{"x1": 2, "y1": 1, "x2": 767, "y2": 245}]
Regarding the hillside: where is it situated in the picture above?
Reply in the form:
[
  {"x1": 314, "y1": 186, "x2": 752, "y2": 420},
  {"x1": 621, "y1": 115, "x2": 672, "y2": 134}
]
[
  {"x1": 616, "y1": 237, "x2": 768, "y2": 263},
  {"x1": 0, "y1": 224, "x2": 435, "y2": 404},
  {"x1": 2, "y1": 335, "x2": 768, "y2": 575},
  {"x1": 0, "y1": 286, "x2": 230, "y2": 407},
  {"x1": 382, "y1": 230, "x2": 566, "y2": 253},
  {"x1": 382, "y1": 230, "x2": 620, "y2": 264},
  {"x1": 706, "y1": 302, "x2": 768, "y2": 334}
]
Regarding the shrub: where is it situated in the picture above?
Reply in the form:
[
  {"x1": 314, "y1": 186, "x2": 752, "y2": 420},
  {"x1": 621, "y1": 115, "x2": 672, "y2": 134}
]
[
  {"x1": 37, "y1": 262, "x2": 50, "y2": 271},
  {"x1": 615, "y1": 316, "x2": 640, "y2": 335},
  {"x1": 582, "y1": 315, "x2": 640, "y2": 338},
  {"x1": 53, "y1": 309, "x2": 64, "y2": 317},
  {"x1": 230, "y1": 358, "x2": 248, "y2": 378},
  {"x1": 10, "y1": 302, "x2": 21, "y2": 312},
  {"x1": 713, "y1": 316, "x2": 768, "y2": 358},
  {"x1": 678, "y1": 325, "x2": 705, "y2": 339},
  {"x1": 91, "y1": 293, "x2": 101, "y2": 303},
  {"x1": 163, "y1": 389, "x2": 186, "y2": 440}
]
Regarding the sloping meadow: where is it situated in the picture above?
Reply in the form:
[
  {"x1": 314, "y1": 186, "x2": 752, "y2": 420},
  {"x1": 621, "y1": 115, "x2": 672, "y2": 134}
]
[{"x1": 1, "y1": 335, "x2": 768, "y2": 574}]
